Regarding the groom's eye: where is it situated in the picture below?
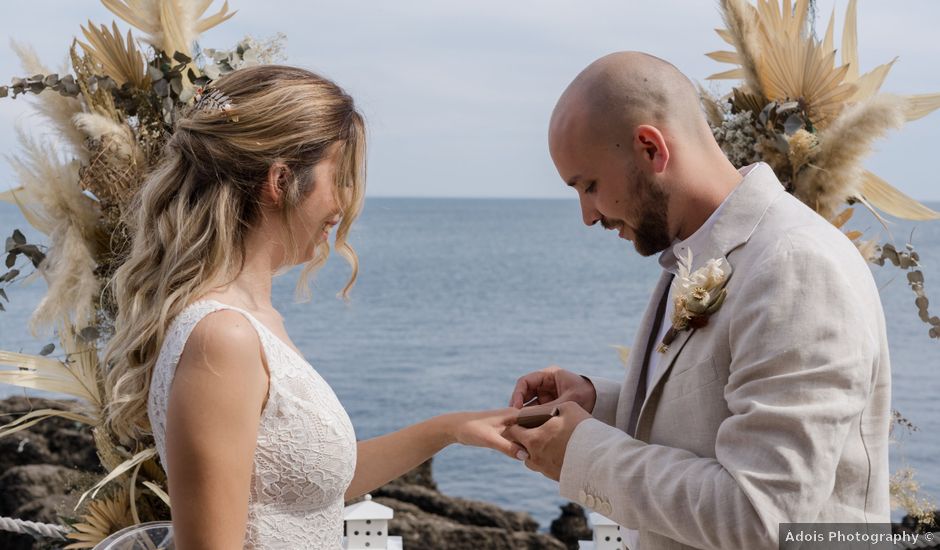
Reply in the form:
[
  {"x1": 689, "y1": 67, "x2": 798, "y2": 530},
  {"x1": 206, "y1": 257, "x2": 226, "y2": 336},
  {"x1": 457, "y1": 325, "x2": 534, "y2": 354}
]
[{"x1": 585, "y1": 181, "x2": 597, "y2": 194}]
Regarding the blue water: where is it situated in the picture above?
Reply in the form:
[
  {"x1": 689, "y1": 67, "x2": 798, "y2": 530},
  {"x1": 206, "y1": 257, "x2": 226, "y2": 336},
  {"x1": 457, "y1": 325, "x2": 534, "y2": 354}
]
[{"x1": 1, "y1": 198, "x2": 938, "y2": 527}]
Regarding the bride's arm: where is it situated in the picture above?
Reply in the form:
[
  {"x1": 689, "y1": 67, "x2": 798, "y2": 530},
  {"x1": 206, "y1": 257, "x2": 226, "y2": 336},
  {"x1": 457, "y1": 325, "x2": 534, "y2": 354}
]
[
  {"x1": 345, "y1": 408, "x2": 519, "y2": 501},
  {"x1": 165, "y1": 311, "x2": 269, "y2": 550}
]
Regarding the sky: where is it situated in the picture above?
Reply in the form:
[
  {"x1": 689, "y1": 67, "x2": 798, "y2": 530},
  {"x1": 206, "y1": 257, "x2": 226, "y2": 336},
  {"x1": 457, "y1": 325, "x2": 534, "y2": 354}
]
[{"x1": 1, "y1": 0, "x2": 938, "y2": 199}]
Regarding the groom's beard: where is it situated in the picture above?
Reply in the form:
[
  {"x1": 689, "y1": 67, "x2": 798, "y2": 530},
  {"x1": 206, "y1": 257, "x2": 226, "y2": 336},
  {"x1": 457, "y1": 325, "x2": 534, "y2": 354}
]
[{"x1": 631, "y1": 171, "x2": 672, "y2": 257}]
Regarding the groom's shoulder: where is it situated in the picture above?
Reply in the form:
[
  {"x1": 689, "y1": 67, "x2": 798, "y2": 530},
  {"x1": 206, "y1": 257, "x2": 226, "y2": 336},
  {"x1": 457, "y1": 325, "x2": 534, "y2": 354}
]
[{"x1": 738, "y1": 192, "x2": 871, "y2": 279}]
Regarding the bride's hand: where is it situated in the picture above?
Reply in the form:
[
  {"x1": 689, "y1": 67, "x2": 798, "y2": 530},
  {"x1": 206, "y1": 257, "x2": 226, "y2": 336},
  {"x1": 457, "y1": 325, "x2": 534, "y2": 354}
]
[{"x1": 446, "y1": 408, "x2": 520, "y2": 460}]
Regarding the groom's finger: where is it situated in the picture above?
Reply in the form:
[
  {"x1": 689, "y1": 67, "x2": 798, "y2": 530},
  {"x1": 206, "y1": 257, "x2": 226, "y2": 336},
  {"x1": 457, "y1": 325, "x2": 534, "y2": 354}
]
[
  {"x1": 510, "y1": 372, "x2": 558, "y2": 408},
  {"x1": 502, "y1": 424, "x2": 536, "y2": 450},
  {"x1": 510, "y1": 374, "x2": 540, "y2": 408}
]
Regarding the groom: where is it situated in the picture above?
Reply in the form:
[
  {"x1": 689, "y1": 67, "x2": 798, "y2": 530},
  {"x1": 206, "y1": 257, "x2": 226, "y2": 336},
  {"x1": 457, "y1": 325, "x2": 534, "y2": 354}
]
[{"x1": 503, "y1": 52, "x2": 891, "y2": 550}]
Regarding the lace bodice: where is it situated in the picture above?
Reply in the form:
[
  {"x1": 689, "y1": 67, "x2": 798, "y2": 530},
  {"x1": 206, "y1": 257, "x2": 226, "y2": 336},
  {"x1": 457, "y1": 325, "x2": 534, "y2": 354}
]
[{"x1": 148, "y1": 300, "x2": 357, "y2": 549}]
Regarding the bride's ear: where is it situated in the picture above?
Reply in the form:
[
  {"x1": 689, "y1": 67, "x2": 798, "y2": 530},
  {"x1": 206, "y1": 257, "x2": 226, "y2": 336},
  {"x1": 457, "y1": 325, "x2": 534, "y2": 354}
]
[{"x1": 262, "y1": 162, "x2": 291, "y2": 207}]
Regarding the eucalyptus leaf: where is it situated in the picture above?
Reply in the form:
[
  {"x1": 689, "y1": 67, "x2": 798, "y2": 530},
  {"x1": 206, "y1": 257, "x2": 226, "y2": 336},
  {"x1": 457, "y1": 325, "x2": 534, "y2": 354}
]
[
  {"x1": 153, "y1": 79, "x2": 169, "y2": 98},
  {"x1": 784, "y1": 114, "x2": 804, "y2": 135},
  {"x1": 0, "y1": 86, "x2": 7, "y2": 98},
  {"x1": 78, "y1": 326, "x2": 100, "y2": 343},
  {"x1": 172, "y1": 51, "x2": 192, "y2": 64},
  {"x1": 0, "y1": 302, "x2": 5, "y2": 312},
  {"x1": 0, "y1": 288, "x2": 7, "y2": 301},
  {"x1": 39, "y1": 343, "x2": 55, "y2": 356},
  {"x1": 4, "y1": 238, "x2": 14, "y2": 253},
  {"x1": 148, "y1": 66, "x2": 164, "y2": 82},
  {"x1": 908, "y1": 271, "x2": 925, "y2": 284},
  {"x1": 5, "y1": 253, "x2": 14, "y2": 269},
  {"x1": 12, "y1": 230, "x2": 25, "y2": 245}
]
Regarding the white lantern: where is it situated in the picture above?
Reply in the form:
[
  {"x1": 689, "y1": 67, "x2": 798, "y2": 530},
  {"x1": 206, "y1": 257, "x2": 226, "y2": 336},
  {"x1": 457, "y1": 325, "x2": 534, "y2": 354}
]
[
  {"x1": 343, "y1": 494, "x2": 401, "y2": 550},
  {"x1": 578, "y1": 512, "x2": 623, "y2": 550}
]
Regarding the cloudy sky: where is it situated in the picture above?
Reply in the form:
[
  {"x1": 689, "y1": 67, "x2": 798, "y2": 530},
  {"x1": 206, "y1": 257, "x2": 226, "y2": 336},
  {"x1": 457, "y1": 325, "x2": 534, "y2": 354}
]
[{"x1": 1, "y1": 0, "x2": 938, "y2": 199}]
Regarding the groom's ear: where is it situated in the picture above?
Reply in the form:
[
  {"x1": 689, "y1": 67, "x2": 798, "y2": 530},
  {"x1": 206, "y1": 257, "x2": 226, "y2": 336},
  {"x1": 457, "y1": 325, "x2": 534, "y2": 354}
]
[{"x1": 633, "y1": 125, "x2": 669, "y2": 174}]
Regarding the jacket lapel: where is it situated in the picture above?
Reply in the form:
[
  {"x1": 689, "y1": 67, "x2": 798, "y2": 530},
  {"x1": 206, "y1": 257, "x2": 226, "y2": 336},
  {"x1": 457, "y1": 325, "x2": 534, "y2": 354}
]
[
  {"x1": 628, "y1": 162, "x2": 785, "y2": 440},
  {"x1": 615, "y1": 271, "x2": 674, "y2": 431}
]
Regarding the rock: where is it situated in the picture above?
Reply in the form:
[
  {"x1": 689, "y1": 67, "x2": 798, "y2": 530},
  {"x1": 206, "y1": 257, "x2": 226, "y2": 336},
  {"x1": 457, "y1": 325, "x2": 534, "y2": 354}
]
[
  {"x1": 0, "y1": 465, "x2": 85, "y2": 519},
  {"x1": 0, "y1": 397, "x2": 101, "y2": 474},
  {"x1": 551, "y1": 502, "x2": 592, "y2": 549},
  {"x1": 374, "y1": 496, "x2": 566, "y2": 550},
  {"x1": 0, "y1": 464, "x2": 87, "y2": 550},
  {"x1": 374, "y1": 482, "x2": 538, "y2": 532},
  {"x1": 385, "y1": 458, "x2": 437, "y2": 490}
]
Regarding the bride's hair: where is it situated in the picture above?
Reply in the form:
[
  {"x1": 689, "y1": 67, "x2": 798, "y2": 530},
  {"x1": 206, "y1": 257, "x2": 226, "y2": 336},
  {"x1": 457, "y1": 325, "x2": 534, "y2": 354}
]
[{"x1": 103, "y1": 65, "x2": 366, "y2": 444}]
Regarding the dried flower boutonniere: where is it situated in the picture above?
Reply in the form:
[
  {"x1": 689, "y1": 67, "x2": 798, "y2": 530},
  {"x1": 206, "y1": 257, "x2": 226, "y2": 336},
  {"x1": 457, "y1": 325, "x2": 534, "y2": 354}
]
[{"x1": 658, "y1": 249, "x2": 729, "y2": 353}]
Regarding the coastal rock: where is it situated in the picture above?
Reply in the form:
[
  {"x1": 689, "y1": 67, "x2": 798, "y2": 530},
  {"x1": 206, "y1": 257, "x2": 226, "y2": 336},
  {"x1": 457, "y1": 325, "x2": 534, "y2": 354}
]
[
  {"x1": 0, "y1": 464, "x2": 86, "y2": 550},
  {"x1": 374, "y1": 481, "x2": 538, "y2": 532},
  {"x1": 550, "y1": 502, "x2": 592, "y2": 549},
  {"x1": 0, "y1": 397, "x2": 101, "y2": 474},
  {"x1": 374, "y1": 496, "x2": 566, "y2": 550}
]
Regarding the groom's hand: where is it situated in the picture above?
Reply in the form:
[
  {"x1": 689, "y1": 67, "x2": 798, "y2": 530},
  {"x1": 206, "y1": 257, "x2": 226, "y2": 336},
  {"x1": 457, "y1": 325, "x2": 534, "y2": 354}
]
[
  {"x1": 509, "y1": 366, "x2": 597, "y2": 412},
  {"x1": 502, "y1": 401, "x2": 591, "y2": 481}
]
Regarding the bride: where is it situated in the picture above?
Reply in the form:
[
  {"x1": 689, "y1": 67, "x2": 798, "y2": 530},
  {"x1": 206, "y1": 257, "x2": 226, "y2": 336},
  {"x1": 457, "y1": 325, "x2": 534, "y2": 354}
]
[{"x1": 102, "y1": 65, "x2": 518, "y2": 549}]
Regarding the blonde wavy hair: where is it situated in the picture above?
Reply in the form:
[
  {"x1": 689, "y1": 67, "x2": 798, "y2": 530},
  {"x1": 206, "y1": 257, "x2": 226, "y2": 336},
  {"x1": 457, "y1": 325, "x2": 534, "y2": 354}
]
[{"x1": 103, "y1": 65, "x2": 366, "y2": 444}]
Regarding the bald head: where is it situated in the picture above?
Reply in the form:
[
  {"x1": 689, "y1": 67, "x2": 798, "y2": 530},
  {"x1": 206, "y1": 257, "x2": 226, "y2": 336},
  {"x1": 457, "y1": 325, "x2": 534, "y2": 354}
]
[{"x1": 550, "y1": 51, "x2": 710, "y2": 149}]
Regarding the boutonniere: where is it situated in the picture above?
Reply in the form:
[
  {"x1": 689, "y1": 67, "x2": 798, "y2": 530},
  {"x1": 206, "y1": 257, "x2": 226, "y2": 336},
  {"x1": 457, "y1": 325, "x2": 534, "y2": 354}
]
[{"x1": 658, "y1": 250, "x2": 729, "y2": 353}]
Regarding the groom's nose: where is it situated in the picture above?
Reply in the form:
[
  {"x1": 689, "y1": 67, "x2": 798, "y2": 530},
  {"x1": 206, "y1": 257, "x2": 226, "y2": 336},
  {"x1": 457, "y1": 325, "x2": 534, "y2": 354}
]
[{"x1": 580, "y1": 197, "x2": 600, "y2": 227}]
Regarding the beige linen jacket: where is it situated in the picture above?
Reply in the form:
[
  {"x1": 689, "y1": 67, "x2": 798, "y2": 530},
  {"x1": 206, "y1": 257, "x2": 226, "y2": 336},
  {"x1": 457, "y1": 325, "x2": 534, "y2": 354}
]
[{"x1": 559, "y1": 163, "x2": 891, "y2": 550}]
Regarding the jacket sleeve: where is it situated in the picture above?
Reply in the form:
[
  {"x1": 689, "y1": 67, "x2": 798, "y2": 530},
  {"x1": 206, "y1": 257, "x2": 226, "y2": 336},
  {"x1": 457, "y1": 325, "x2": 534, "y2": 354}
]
[
  {"x1": 583, "y1": 376, "x2": 621, "y2": 426},
  {"x1": 559, "y1": 240, "x2": 878, "y2": 550}
]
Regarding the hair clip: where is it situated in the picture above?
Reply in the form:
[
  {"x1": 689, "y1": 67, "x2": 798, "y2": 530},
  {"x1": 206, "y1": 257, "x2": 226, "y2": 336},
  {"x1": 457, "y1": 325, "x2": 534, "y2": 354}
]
[{"x1": 193, "y1": 87, "x2": 239, "y2": 122}]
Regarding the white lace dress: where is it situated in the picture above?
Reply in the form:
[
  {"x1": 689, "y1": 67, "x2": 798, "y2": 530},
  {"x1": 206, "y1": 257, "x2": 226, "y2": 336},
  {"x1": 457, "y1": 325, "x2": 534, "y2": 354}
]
[{"x1": 148, "y1": 300, "x2": 358, "y2": 549}]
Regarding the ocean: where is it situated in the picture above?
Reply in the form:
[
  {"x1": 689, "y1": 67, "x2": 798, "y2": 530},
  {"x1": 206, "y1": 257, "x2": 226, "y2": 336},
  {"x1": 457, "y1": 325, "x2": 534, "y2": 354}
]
[{"x1": 1, "y1": 197, "x2": 938, "y2": 528}]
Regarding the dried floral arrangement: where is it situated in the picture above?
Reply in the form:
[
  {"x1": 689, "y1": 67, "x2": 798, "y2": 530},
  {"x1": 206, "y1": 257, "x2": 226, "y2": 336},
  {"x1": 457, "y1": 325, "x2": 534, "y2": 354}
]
[
  {"x1": 703, "y1": 0, "x2": 940, "y2": 339},
  {"x1": 702, "y1": 0, "x2": 940, "y2": 524},
  {"x1": 0, "y1": 0, "x2": 287, "y2": 546}
]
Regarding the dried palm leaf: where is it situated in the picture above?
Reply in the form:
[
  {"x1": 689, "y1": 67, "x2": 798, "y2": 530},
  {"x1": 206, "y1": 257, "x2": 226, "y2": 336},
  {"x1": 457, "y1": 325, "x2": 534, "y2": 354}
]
[
  {"x1": 0, "y1": 351, "x2": 101, "y2": 405},
  {"x1": 142, "y1": 481, "x2": 171, "y2": 508},
  {"x1": 904, "y1": 93, "x2": 940, "y2": 122},
  {"x1": 861, "y1": 170, "x2": 940, "y2": 221},
  {"x1": 77, "y1": 447, "x2": 157, "y2": 508},
  {"x1": 850, "y1": 58, "x2": 897, "y2": 102},
  {"x1": 65, "y1": 492, "x2": 134, "y2": 549},
  {"x1": 611, "y1": 345, "x2": 631, "y2": 369},
  {"x1": 101, "y1": 0, "x2": 236, "y2": 58},
  {"x1": 841, "y1": 0, "x2": 859, "y2": 82},
  {"x1": 78, "y1": 21, "x2": 148, "y2": 88},
  {"x1": 0, "y1": 408, "x2": 97, "y2": 439},
  {"x1": 710, "y1": 0, "x2": 857, "y2": 127},
  {"x1": 830, "y1": 207, "x2": 854, "y2": 230}
]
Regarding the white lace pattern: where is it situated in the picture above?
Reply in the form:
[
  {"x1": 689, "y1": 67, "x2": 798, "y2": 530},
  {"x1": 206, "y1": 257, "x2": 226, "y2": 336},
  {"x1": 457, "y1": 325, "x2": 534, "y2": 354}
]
[{"x1": 148, "y1": 300, "x2": 357, "y2": 549}]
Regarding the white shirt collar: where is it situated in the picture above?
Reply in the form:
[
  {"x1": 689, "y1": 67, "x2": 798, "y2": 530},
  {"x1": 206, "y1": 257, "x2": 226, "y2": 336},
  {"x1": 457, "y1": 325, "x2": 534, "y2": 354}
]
[{"x1": 658, "y1": 162, "x2": 762, "y2": 274}]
